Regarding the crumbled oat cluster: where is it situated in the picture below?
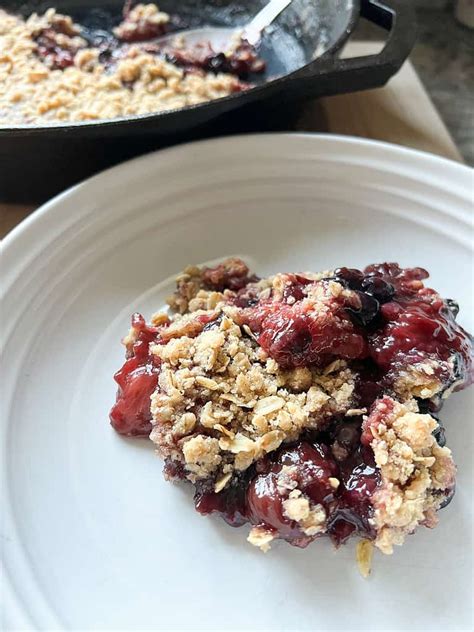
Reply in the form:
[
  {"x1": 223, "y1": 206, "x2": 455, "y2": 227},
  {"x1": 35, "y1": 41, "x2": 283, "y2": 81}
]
[
  {"x1": 0, "y1": 6, "x2": 248, "y2": 125},
  {"x1": 110, "y1": 257, "x2": 472, "y2": 573},
  {"x1": 363, "y1": 397, "x2": 456, "y2": 554},
  {"x1": 243, "y1": 395, "x2": 456, "y2": 560},
  {"x1": 150, "y1": 310, "x2": 356, "y2": 483}
]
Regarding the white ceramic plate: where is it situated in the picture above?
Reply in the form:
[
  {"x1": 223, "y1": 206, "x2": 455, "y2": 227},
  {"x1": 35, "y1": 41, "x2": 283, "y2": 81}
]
[{"x1": 2, "y1": 134, "x2": 473, "y2": 631}]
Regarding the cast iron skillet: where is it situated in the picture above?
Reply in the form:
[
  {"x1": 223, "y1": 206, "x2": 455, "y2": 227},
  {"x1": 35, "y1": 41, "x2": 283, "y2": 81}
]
[{"x1": 0, "y1": 0, "x2": 416, "y2": 201}]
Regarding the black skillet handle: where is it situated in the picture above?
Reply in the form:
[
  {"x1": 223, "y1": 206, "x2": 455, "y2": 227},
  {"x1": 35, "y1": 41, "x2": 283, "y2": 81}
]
[{"x1": 293, "y1": 0, "x2": 417, "y2": 95}]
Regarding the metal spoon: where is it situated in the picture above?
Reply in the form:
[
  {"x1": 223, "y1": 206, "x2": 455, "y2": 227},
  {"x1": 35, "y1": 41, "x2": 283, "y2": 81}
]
[{"x1": 154, "y1": 0, "x2": 293, "y2": 51}]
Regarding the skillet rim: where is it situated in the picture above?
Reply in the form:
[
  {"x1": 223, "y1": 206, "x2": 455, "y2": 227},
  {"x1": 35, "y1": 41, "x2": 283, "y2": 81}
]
[{"x1": 0, "y1": 0, "x2": 361, "y2": 134}]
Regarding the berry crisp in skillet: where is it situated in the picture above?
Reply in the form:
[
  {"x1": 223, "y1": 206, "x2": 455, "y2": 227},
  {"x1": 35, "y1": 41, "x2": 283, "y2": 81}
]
[
  {"x1": 110, "y1": 258, "x2": 473, "y2": 576},
  {"x1": 0, "y1": 3, "x2": 264, "y2": 125}
]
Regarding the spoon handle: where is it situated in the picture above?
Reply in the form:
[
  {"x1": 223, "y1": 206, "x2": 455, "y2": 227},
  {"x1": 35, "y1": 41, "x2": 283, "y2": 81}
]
[{"x1": 242, "y1": 0, "x2": 293, "y2": 44}]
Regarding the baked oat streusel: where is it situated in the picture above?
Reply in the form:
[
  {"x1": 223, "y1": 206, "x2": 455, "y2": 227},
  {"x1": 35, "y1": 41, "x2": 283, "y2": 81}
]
[
  {"x1": 110, "y1": 258, "x2": 473, "y2": 575},
  {"x1": 0, "y1": 5, "x2": 264, "y2": 125}
]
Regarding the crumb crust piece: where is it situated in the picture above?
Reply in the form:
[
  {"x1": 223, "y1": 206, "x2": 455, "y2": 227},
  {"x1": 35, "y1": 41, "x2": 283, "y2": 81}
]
[{"x1": 150, "y1": 311, "x2": 356, "y2": 482}]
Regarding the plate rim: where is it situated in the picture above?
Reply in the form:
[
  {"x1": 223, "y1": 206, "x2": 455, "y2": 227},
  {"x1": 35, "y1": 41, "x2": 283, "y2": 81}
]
[
  {"x1": 2, "y1": 132, "x2": 473, "y2": 631},
  {"x1": 3, "y1": 132, "x2": 473, "y2": 254}
]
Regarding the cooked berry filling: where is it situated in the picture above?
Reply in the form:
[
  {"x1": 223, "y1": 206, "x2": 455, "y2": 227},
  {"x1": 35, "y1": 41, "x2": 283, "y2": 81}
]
[
  {"x1": 365, "y1": 264, "x2": 473, "y2": 384},
  {"x1": 241, "y1": 277, "x2": 369, "y2": 368},
  {"x1": 194, "y1": 468, "x2": 253, "y2": 528},
  {"x1": 31, "y1": 6, "x2": 265, "y2": 81},
  {"x1": 194, "y1": 422, "x2": 379, "y2": 548},
  {"x1": 110, "y1": 313, "x2": 163, "y2": 436},
  {"x1": 239, "y1": 263, "x2": 473, "y2": 393},
  {"x1": 33, "y1": 14, "x2": 87, "y2": 70},
  {"x1": 159, "y1": 39, "x2": 266, "y2": 78}
]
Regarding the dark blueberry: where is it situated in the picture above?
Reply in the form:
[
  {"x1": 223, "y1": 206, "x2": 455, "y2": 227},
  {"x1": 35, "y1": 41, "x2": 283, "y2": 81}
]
[
  {"x1": 229, "y1": 58, "x2": 252, "y2": 77},
  {"x1": 416, "y1": 398, "x2": 439, "y2": 417},
  {"x1": 164, "y1": 51, "x2": 180, "y2": 66},
  {"x1": 346, "y1": 292, "x2": 380, "y2": 327},
  {"x1": 416, "y1": 398, "x2": 429, "y2": 413},
  {"x1": 445, "y1": 299, "x2": 459, "y2": 318},
  {"x1": 86, "y1": 28, "x2": 115, "y2": 48},
  {"x1": 233, "y1": 293, "x2": 259, "y2": 308},
  {"x1": 202, "y1": 314, "x2": 224, "y2": 331},
  {"x1": 330, "y1": 421, "x2": 362, "y2": 462},
  {"x1": 436, "y1": 352, "x2": 469, "y2": 404},
  {"x1": 233, "y1": 284, "x2": 262, "y2": 308},
  {"x1": 163, "y1": 457, "x2": 186, "y2": 480},
  {"x1": 285, "y1": 328, "x2": 313, "y2": 357},
  {"x1": 207, "y1": 52, "x2": 227, "y2": 73},
  {"x1": 427, "y1": 395, "x2": 444, "y2": 413},
  {"x1": 334, "y1": 267, "x2": 364, "y2": 290},
  {"x1": 439, "y1": 486, "x2": 455, "y2": 509},
  {"x1": 360, "y1": 277, "x2": 395, "y2": 303},
  {"x1": 334, "y1": 423, "x2": 360, "y2": 452},
  {"x1": 326, "y1": 511, "x2": 357, "y2": 544},
  {"x1": 416, "y1": 398, "x2": 445, "y2": 425},
  {"x1": 98, "y1": 48, "x2": 113, "y2": 64},
  {"x1": 432, "y1": 420, "x2": 446, "y2": 447},
  {"x1": 452, "y1": 351, "x2": 469, "y2": 382}
]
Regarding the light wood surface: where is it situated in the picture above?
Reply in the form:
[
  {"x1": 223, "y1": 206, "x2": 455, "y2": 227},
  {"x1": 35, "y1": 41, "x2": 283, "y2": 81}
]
[
  {"x1": 0, "y1": 43, "x2": 463, "y2": 239},
  {"x1": 296, "y1": 43, "x2": 462, "y2": 162}
]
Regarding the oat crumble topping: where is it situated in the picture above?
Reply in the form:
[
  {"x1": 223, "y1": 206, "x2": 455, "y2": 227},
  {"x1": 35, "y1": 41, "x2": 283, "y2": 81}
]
[{"x1": 0, "y1": 6, "x2": 261, "y2": 125}]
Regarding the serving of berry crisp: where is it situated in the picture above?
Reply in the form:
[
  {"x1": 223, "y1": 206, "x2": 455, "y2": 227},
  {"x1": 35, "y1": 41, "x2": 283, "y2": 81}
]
[{"x1": 109, "y1": 257, "x2": 473, "y2": 576}]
